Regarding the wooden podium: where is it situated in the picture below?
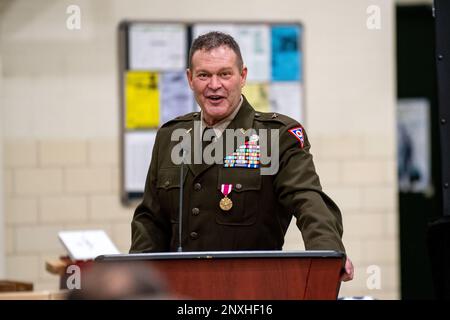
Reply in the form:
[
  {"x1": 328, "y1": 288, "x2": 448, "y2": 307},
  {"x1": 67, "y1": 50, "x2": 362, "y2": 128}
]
[{"x1": 95, "y1": 250, "x2": 345, "y2": 300}]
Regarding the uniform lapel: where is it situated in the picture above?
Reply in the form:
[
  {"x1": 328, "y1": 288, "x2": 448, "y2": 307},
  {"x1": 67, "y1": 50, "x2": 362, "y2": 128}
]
[{"x1": 223, "y1": 96, "x2": 255, "y2": 133}]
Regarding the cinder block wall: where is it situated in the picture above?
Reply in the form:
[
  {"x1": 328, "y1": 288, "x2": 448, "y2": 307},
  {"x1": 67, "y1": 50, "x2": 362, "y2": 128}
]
[
  {"x1": 3, "y1": 140, "x2": 132, "y2": 289},
  {"x1": 1, "y1": 0, "x2": 399, "y2": 298}
]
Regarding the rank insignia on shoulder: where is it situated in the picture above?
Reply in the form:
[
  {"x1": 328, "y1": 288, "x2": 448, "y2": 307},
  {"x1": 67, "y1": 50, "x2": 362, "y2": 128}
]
[{"x1": 288, "y1": 127, "x2": 305, "y2": 148}]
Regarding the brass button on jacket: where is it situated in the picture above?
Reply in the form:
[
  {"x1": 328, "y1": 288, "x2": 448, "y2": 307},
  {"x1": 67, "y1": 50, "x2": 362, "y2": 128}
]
[
  {"x1": 192, "y1": 208, "x2": 200, "y2": 215},
  {"x1": 194, "y1": 183, "x2": 202, "y2": 191}
]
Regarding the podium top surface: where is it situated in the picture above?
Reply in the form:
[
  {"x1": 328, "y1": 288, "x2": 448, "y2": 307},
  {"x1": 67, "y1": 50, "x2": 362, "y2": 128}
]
[{"x1": 95, "y1": 250, "x2": 345, "y2": 262}]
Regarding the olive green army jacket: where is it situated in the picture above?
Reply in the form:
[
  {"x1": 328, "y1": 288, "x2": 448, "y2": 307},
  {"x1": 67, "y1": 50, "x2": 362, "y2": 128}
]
[{"x1": 130, "y1": 96, "x2": 345, "y2": 253}]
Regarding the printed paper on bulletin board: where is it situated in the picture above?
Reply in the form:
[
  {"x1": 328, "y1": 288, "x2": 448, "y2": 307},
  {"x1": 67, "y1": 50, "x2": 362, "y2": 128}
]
[
  {"x1": 125, "y1": 71, "x2": 160, "y2": 129},
  {"x1": 242, "y1": 83, "x2": 270, "y2": 112},
  {"x1": 125, "y1": 131, "x2": 157, "y2": 192},
  {"x1": 129, "y1": 23, "x2": 187, "y2": 71},
  {"x1": 269, "y1": 82, "x2": 303, "y2": 123}
]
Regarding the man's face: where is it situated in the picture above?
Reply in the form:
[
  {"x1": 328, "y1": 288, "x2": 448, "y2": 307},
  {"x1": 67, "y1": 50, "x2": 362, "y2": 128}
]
[{"x1": 187, "y1": 45, "x2": 247, "y2": 125}]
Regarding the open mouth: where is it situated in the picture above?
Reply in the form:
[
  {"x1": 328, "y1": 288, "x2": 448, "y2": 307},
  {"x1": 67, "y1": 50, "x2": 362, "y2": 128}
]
[{"x1": 207, "y1": 95, "x2": 225, "y2": 102}]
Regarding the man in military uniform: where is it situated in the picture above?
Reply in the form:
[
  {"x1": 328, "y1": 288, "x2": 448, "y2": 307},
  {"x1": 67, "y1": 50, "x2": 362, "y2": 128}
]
[{"x1": 130, "y1": 31, "x2": 353, "y2": 281}]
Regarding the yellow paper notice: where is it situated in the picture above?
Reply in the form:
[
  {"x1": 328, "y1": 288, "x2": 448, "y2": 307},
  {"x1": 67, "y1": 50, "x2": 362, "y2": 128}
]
[
  {"x1": 242, "y1": 83, "x2": 270, "y2": 112},
  {"x1": 125, "y1": 71, "x2": 160, "y2": 129}
]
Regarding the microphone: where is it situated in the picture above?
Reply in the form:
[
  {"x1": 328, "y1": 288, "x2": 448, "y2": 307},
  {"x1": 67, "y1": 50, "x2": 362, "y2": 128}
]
[{"x1": 177, "y1": 148, "x2": 187, "y2": 252}]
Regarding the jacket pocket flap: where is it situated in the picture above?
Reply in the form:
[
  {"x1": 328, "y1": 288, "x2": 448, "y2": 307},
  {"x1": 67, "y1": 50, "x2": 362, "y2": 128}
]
[
  {"x1": 157, "y1": 167, "x2": 181, "y2": 190},
  {"x1": 217, "y1": 168, "x2": 261, "y2": 192}
]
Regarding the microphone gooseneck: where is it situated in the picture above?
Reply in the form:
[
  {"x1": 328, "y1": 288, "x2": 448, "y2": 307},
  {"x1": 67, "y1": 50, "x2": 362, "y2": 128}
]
[{"x1": 177, "y1": 149, "x2": 186, "y2": 252}]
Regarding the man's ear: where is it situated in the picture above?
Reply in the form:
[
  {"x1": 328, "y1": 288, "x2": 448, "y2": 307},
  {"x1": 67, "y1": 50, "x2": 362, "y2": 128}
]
[
  {"x1": 240, "y1": 66, "x2": 248, "y2": 88},
  {"x1": 186, "y1": 68, "x2": 194, "y2": 89}
]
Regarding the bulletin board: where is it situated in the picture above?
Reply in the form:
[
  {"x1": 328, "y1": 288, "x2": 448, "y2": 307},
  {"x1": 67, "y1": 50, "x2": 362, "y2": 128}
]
[{"x1": 118, "y1": 21, "x2": 304, "y2": 204}]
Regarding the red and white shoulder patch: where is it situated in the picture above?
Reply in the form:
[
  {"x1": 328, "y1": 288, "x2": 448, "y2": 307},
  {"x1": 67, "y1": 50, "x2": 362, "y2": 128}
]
[{"x1": 288, "y1": 126, "x2": 305, "y2": 148}]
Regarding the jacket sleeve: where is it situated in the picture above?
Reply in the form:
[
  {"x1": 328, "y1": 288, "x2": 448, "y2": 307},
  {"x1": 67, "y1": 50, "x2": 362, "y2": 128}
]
[
  {"x1": 130, "y1": 131, "x2": 171, "y2": 253},
  {"x1": 273, "y1": 124, "x2": 346, "y2": 253}
]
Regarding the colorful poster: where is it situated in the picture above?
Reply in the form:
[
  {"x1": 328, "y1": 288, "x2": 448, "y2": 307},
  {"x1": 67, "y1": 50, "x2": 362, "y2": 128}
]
[
  {"x1": 125, "y1": 71, "x2": 160, "y2": 129},
  {"x1": 243, "y1": 83, "x2": 270, "y2": 112},
  {"x1": 160, "y1": 71, "x2": 194, "y2": 124},
  {"x1": 271, "y1": 25, "x2": 302, "y2": 81}
]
